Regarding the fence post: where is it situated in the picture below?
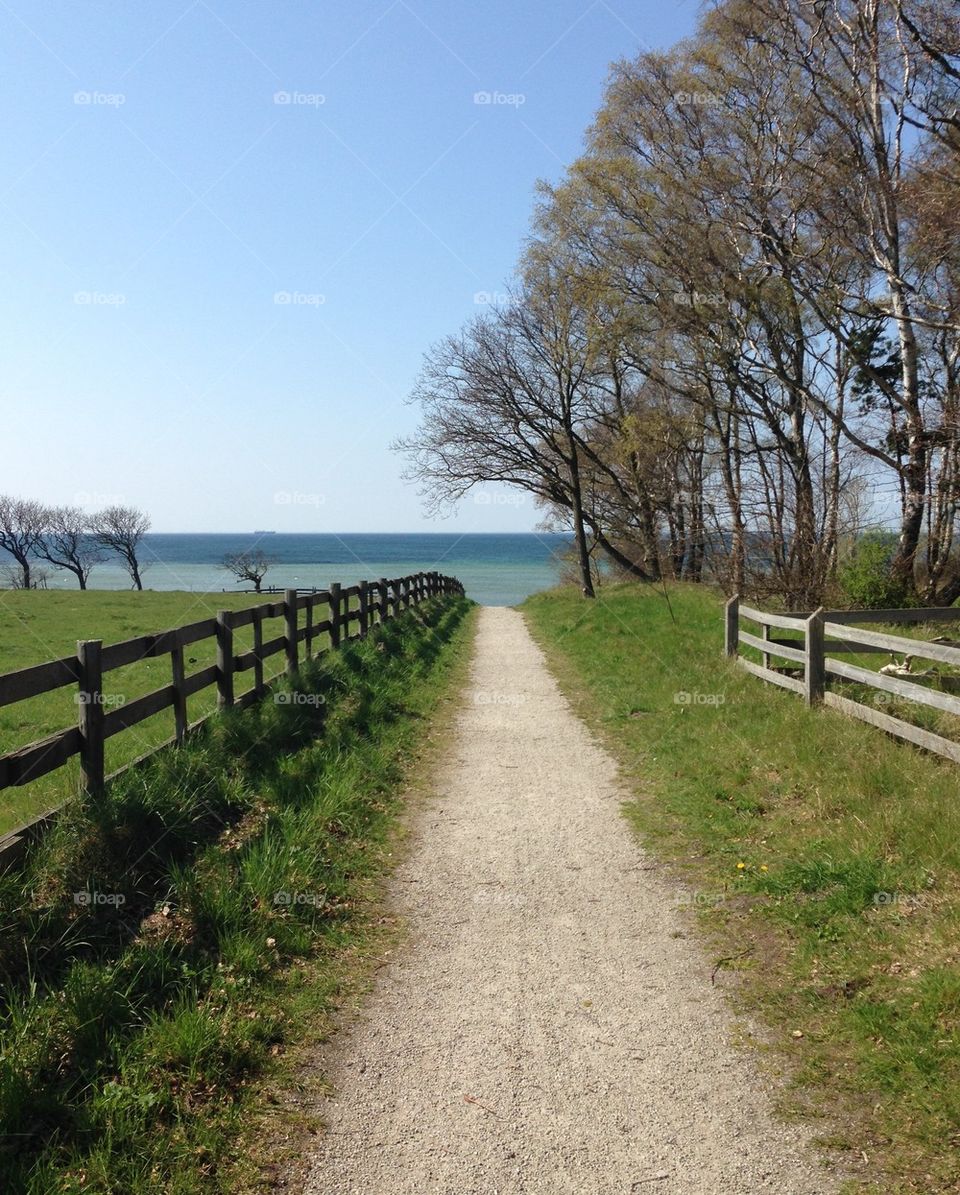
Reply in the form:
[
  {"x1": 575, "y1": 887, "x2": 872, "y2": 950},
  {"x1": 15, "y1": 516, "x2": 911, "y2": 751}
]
[
  {"x1": 304, "y1": 596, "x2": 314, "y2": 660},
  {"x1": 285, "y1": 589, "x2": 299, "y2": 676},
  {"x1": 252, "y1": 609, "x2": 264, "y2": 695},
  {"x1": 379, "y1": 577, "x2": 388, "y2": 624},
  {"x1": 724, "y1": 594, "x2": 739, "y2": 658},
  {"x1": 216, "y1": 611, "x2": 235, "y2": 708},
  {"x1": 329, "y1": 582, "x2": 341, "y2": 649},
  {"x1": 170, "y1": 641, "x2": 188, "y2": 743},
  {"x1": 77, "y1": 639, "x2": 105, "y2": 796},
  {"x1": 359, "y1": 580, "x2": 369, "y2": 637},
  {"x1": 805, "y1": 607, "x2": 826, "y2": 706}
]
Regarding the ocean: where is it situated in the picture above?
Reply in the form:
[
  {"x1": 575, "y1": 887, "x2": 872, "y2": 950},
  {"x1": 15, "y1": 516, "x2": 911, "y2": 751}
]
[{"x1": 13, "y1": 533, "x2": 572, "y2": 607}]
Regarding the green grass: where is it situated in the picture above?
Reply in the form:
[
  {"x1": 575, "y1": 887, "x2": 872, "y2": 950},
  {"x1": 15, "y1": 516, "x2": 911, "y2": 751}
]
[
  {"x1": 523, "y1": 583, "x2": 960, "y2": 1194},
  {"x1": 0, "y1": 595, "x2": 474, "y2": 1194},
  {"x1": 0, "y1": 590, "x2": 314, "y2": 833}
]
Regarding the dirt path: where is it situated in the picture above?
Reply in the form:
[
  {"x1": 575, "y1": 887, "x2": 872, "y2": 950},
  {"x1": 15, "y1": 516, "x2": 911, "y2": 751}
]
[{"x1": 303, "y1": 607, "x2": 836, "y2": 1194}]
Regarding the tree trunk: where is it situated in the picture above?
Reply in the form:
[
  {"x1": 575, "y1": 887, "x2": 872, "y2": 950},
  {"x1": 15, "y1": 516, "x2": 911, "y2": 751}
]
[
  {"x1": 591, "y1": 527, "x2": 655, "y2": 580},
  {"x1": 888, "y1": 283, "x2": 925, "y2": 591},
  {"x1": 568, "y1": 447, "x2": 595, "y2": 598}
]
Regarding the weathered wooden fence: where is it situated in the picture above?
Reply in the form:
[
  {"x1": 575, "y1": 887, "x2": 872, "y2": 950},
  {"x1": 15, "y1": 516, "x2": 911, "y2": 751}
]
[
  {"x1": 0, "y1": 572, "x2": 464, "y2": 806},
  {"x1": 725, "y1": 595, "x2": 960, "y2": 764}
]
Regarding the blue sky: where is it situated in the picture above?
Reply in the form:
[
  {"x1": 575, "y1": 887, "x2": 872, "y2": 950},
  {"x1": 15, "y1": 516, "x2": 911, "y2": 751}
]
[{"x1": 2, "y1": 0, "x2": 699, "y2": 532}]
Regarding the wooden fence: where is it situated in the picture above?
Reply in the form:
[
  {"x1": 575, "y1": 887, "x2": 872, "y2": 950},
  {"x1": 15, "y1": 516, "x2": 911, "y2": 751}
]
[
  {"x1": 0, "y1": 571, "x2": 464, "y2": 806},
  {"x1": 725, "y1": 595, "x2": 960, "y2": 764}
]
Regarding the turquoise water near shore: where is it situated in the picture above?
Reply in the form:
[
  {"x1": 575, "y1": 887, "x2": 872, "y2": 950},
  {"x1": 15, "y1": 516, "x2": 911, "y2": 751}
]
[{"x1": 16, "y1": 533, "x2": 571, "y2": 606}]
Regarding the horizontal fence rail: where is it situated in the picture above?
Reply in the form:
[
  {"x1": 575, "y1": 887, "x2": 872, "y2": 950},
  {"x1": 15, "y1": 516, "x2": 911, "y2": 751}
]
[
  {"x1": 725, "y1": 594, "x2": 960, "y2": 764},
  {"x1": 0, "y1": 571, "x2": 464, "y2": 823}
]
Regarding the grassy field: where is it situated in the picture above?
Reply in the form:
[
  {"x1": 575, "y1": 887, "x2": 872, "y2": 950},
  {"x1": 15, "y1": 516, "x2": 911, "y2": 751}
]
[
  {"x1": 0, "y1": 594, "x2": 474, "y2": 1194},
  {"x1": 0, "y1": 591, "x2": 306, "y2": 833},
  {"x1": 523, "y1": 584, "x2": 960, "y2": 1194}
]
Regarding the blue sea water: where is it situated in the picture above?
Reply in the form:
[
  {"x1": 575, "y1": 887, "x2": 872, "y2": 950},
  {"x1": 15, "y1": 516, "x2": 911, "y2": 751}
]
[{"x1": 14, "y1": 533, "x2": 572, "y2": 606}]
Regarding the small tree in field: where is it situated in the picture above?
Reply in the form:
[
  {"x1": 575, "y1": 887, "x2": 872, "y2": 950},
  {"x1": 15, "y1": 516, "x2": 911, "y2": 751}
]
[
  {"x1": 38, "y1": 505, "x2": 103, "y2": 589},
  {"x1": 0, "y1": 495, "x2": 45, "y2": 588},
  {"x1": 221, "y1": 550, "x2": 272, "y2": 592},
  {"x1": 91, "y1": 506, "x2": 150, "y2": 590}
]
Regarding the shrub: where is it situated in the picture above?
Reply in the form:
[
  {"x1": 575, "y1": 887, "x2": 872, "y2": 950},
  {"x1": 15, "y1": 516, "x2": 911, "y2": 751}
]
[{"x1": 838, "y1": 532, "x2": 910, "y2": 609}]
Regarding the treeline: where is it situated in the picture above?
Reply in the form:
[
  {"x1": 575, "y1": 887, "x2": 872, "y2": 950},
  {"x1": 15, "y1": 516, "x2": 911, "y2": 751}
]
[
  {"x1": 0, "y1": 496, "x2": 150, "y2": 590},
  {"x1": 399, "y1": 0, "x2": 960, "y2": 606}
]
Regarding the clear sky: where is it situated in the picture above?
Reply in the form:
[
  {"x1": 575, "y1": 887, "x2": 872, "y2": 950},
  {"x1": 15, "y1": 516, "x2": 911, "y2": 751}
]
[{"x1": 2, "y1": 0, "x2": 699, "y2": 533}]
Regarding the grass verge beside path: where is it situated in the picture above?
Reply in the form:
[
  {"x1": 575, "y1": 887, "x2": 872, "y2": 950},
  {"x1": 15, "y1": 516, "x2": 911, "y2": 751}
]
[
  {"x1": 0, "y1": 596, "x2": 474, "y2": 1194},
  {"x1": 523, "y1": 584, "x2": 960, "y2": 1195}
]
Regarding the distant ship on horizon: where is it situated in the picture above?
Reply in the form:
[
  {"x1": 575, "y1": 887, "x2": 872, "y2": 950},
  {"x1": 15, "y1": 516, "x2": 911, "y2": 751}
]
[{"x1": 254, "y1": 530, "x2": 277, "y2": 534}]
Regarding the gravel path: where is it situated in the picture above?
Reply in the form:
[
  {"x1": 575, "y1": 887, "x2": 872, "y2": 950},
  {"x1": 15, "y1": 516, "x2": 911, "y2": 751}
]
[{"x1": 303, "y1": 607, "x2": 836, "y2": 1194}]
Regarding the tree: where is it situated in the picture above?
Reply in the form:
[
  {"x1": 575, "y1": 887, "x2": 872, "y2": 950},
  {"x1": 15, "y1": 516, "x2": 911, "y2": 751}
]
[
  {"x1": 221, "y1": 549, "x2": 272, "y2": 593},
  {"x1": 706, "y1": 0, "x2": 960, "y2": 592},
  {"x1": 37, "y1": 506, "x2": 103, "y2": 589},
  {"x1": 0, "y1": 495, "x2": 45, "y2": 589},
  {"x1": 397, "y1": 0, "x2": 959, "y2": 606},
  {"x1": 396, "y1": 297, "x2": 597, "y2": 596},
  {"x1": 91, "y1": 506, "x2": 150, "y2": 590}
]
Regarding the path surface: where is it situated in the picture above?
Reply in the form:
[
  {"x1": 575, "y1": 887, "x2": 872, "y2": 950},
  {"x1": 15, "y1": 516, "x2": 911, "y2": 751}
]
[{"x1": 303, "y1": 607, "x2": 835, "y2": 1195}]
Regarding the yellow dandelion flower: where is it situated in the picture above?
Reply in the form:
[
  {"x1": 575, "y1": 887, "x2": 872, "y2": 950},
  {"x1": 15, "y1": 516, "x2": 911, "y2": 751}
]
[{"x1": 736, "y1": 862, "x2": 746, "y2": 870}]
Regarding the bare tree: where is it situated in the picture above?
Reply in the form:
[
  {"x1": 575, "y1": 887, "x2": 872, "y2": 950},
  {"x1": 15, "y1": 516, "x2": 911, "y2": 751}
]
[
  {"x1": 91, "y1": 506, "x2": 150, "y2": 590},
  {"x1": 0, "y1": 495, "x2": 45, "y2": 589},
  {"x1": 396, "y1": 297, "x2": 602, "y2": 597},
  {"x1": 221, "y1": 549, "x2": 272, "y2": 593},
  {"x1": 37, "y1": 506, "x2": 103, "y2": 589}
]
